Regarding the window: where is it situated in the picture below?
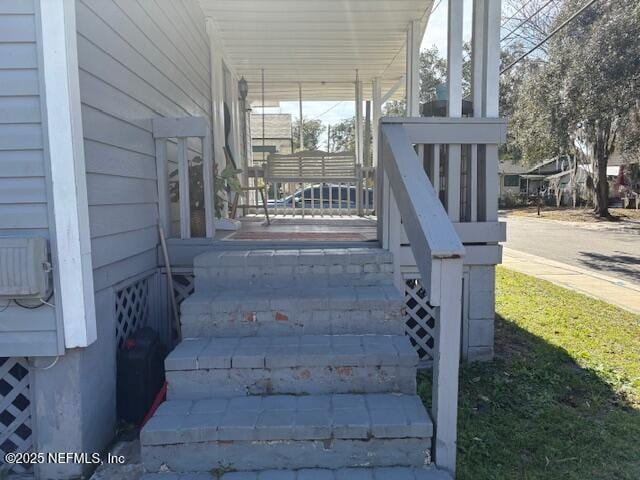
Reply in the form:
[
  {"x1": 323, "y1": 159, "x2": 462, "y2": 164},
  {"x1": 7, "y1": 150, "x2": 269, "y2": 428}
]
[{"x1": 504, "y1": 175, "x2": 520, "y2": 187}]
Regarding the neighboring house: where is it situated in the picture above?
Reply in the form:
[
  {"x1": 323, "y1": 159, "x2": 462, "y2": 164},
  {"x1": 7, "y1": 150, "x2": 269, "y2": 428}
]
[
  {"x1": 520, "y1": 157, "x2": 571, "y2": 196},
  {"x1": 0, "y1": 1, "x2": 505, "y2": 479},
  {"x1": 610, "y1": 151, "x2": 640, "y2": 205},
  {"x1": 498, "y1": 160, "x2": 528, "y2": 198},
  {"x1": 250, "y1": 113, "x2": 293, "y2": 164},
  {"x1": 499, "y1": 157, "x2": 574, "y2": 202}
]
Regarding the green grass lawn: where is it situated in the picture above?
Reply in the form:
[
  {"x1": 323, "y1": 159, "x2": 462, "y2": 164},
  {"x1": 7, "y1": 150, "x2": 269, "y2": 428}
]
[{"x1": 418, "y1": 267, "x2": 640, "y2": 480}]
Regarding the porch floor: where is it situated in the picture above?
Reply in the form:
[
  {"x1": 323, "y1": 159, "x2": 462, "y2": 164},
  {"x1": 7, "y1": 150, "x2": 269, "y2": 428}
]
[{"x1": 216, "y1": 215, "x2": 378, "y2": 242}]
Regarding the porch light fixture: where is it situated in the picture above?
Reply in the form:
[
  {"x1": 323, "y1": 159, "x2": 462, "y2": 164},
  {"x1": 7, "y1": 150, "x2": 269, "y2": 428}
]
[{"x1": 238, "y1": 77, "x2": 249, "y2": 100}]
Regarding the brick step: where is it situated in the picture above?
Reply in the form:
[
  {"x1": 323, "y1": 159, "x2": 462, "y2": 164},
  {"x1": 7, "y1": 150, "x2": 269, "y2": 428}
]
[
  {"x1": 165, "y1": 335, "x2": 418, "y2": 399},
  {"x1": 141, "y1": 466, "x2": 453, "y2": 480},
  {"x1": 180, "y1": 286, "x2": 404, "y2": 338},
  {"x1": 141, "y1": 393, "x2": 432, "y2": 473},
  {"x1": 193, "y1": 248, "x2": 394, "y2": 290}
]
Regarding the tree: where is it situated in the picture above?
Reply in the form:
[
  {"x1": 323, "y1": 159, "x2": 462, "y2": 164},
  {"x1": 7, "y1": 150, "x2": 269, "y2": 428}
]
[
  {"x1": 381, "y1": 46, "x2": 449, "y2": 117},
  {"x1": 292, "y1": 117, "x2": 325, "y2": 151},
  {"x1": 329, "y1": 117, "x2": 356, "y2": 153},
  {"x1": 501, "y1": 0, "x2": 561, "y2": 54},
  {"x1": 510, "y1": 0, "x2": 640, "y2": 216}
]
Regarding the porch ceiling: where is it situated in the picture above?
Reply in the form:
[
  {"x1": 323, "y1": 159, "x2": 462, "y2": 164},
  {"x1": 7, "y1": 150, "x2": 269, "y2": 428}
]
[{"x1": 199, "y1": 0, "x2": 433, "y2": 101}]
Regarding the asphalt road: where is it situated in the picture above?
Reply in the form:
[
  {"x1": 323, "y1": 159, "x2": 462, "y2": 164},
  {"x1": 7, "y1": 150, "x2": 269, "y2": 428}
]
[{"x1": 502, "y1": 216, "x2": 640, "y2": 285}]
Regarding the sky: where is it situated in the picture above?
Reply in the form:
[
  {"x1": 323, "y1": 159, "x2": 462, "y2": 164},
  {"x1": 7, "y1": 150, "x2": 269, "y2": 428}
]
[{"x1": 264, "y1": 0, "x2": 475, "y2": 149}]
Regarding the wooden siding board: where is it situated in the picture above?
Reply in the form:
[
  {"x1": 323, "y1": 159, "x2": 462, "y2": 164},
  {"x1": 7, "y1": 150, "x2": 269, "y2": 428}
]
[
  {"x1": 0, "y1": 331, "x2": 60, "y2": 357},
  {"x1": 0, "y1": 0, "x2": 35, "y2": 15},
  {"x1": 76, "y1": 34, "x2": 204, "y2": 120},
  {"x1": 83, "y1": 140, "x2": 157, "y2": 180},
  {"x1": 0, "y1": 14, "x2": 36, "y2": 42},
  {"x1": 86, "y1": 173, "x2": 157, "y2": 206},
  {"x1": 78, "y1": 69, "x2": 158, "y2": 122},
  {"x1": 0, "y1": 43, "x2": 38, "y2": 69},
  {"x1": 157, "y1": 0, "x2": 209, "y2": 73},
  {"x1": 114, "y1": 0, "x2": 210, "y2": 91},
  {"x1": 0, "y1": 177, "x2": 47, "y2": 203},
  {"x1": 90, "y1": 226, "x2": 157, "y2": 269},
  {"x1": 0, "y1": 150, "x2": 45, "y2": 177},
  {"x1": 0, "y1": 69, "x2": 39, "y2": 96},
  {"x1": 0, "y1": 204, "x2": 48, "y2": 229},
  {"x1": 0, "y1": 96, "x2": 41, "y2": 123},
  {"x1": 81, "y1": 105, "x2": 154, "y2": 156},
  {"x1": 0, "y1": 123, "x2": 43, "y2": 150},
  {"x1": 0, "y1": 306, "x2": 59, "y2": 332},
  {"x1": 88, "y1": 203, "x2": 157, "y2": 239},
  {"x1": 92, "y1": 249, "x2": 157, "y2": 293}
]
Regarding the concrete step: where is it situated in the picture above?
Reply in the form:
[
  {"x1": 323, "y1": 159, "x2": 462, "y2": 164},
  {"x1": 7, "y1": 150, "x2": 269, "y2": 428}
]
[
  {"x1": 193, "y1": 248, "x2": 394, "y2": 290},
  {"x1": 165, "y1": 335, "x2": 418, "y2": 399},
  {"x1": 180, "y1": 285, "x2": 404, "y2": 338},
  {"x1": 141, "y1": 467, "x2": 453, "y2": 480},
  {"x1": 141, "y1": 393, "x2": 432, "y2": 473}
]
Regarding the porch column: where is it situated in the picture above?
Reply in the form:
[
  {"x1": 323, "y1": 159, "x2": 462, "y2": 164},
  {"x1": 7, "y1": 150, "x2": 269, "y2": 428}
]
[
  {"x1": 355, "y1": 74, "x2": 364, "y2": 165},
  {"x1": 355, "y1": 74, "x2": 364, "y2": 215},
  {"x1": 298, "y1": 83, "x2": 304, "y2": 152},
  {"x1": 206, "y1": 20, "x2": 228, "y2": 218},
  {"x1": 405, "y1": 20, "x2": 421, "y2": 116},
  {"x1": 471, "y1": 0, "x2": 487, "y2": 224},
  {"x1": 485, "y1": 0, "x2": 501, "y2": 221},
  {"x1": 446, "y1": 0, "x2": 464, "y2": 222},
  {"x1": 371, "y1": 77, "x2": 382, "y2": 169}
]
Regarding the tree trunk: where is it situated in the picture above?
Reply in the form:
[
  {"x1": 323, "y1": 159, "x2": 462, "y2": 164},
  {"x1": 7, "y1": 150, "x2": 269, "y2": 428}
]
[{"x1": 592, "y1": 125, "x2": 611, "y2": 217}]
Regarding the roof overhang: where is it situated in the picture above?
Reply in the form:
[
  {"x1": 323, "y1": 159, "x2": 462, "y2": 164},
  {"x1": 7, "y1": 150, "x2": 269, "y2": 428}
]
[{"x1": 199, "y1": 0, "x2": 434, "y2": 101}]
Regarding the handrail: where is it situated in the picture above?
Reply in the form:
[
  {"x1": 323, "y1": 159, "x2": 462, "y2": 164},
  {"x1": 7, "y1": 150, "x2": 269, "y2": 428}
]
[
  {"x1": 382, "y1": 124, "x2": 464, "y2": 258},
  {"x1": 380, "y1": 121, "x2": 465, "y2": 476},
  {"x1": 381, "y1": 123, "x2": 464, "y2": 304}
]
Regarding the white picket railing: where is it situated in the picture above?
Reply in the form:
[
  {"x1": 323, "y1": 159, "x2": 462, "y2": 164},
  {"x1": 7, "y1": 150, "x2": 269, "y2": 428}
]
[
  {"x1": 253, "y1": 151, "x2": 375, "y2": 217},
  {"x1": 378, "y1": 116, "x2": 505, "y2": 474}
]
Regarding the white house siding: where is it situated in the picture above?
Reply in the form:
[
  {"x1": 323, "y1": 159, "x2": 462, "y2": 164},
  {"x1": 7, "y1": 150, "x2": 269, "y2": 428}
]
[
  {"x1": 28, "y1": 3, "x2": 213, "y2": 478},
  {"x1": 0, "y1": 0, "x2": 60, "y2": 356},
  {"x1": 76, "y1": 0, "x2": 211, "y2": 293}
]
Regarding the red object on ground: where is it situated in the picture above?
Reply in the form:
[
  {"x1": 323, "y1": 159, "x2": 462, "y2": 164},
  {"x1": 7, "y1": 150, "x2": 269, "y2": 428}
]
[{"x1": 141, "y1": 381, "x2": 167, "y2": 427}]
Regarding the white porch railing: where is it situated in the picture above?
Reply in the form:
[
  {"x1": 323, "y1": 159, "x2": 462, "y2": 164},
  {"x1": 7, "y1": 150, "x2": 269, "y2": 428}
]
[
  {"x1": 378, "y1": 116, "x2": 506, "y2": 475},
  {"x1": 248, "y1": 151, "x2": 375, "y2": 217},
  {"x1": 153, "y1": 117, "x2": 214, "y2": 239}
]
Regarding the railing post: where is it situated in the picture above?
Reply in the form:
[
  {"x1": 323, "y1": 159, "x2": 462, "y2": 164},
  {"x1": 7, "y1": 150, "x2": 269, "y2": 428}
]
[
  {"x1": 202, "y1": 127, "x2": 215, "y2": 238},
  {"x1": 447, "y1": 0, "x2": 464, "y2": 222},
  {"x1": 432, "y1": 256, "x2": 464, "y2": 476},
  {"x1": 177, "y1": 137, "x2": 191, "y2": 239},
  {"x1": 155, "y1": 138, "x2": 170, "y2": 235}
]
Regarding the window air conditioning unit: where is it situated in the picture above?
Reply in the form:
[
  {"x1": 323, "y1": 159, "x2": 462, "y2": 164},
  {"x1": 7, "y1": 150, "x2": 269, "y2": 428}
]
[{"x1": 0, "y1": 237, "x2": 51, "y2": 299}]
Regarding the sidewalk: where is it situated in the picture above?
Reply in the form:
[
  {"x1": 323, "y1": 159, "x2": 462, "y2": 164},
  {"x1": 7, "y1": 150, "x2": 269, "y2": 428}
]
[{"x1": 502, "y1": 248, "x2": 640, "y2": 315}]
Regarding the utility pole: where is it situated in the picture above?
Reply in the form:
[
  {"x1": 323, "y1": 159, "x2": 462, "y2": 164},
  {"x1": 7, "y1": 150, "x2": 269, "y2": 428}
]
[
  {"x1": 327, "y1": 125, "x2": 331, "y2": 153},
  {"x1": 298, "y1": 83, "x2": 304, "y2": 152}
]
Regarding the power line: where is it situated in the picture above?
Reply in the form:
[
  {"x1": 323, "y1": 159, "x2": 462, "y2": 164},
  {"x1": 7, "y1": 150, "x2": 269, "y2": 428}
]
[
  {"x1": 312, "y1": 101, "x2": 345, "y2": 120},
  {"x1": 501, "y1": 0, "x2": 556, "y2": 42},
  {"x1": 501, "y1": 0, "x2": 599, "y2": 74},
  {"x1": 501, "y1": 0, "x2": 537, "y2": 27}
]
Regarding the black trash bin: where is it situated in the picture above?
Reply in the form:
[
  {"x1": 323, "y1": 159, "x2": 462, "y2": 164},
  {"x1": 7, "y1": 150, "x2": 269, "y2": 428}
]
[{"x1": 116, "y1": 327, "x2": 166, "y2": 424}]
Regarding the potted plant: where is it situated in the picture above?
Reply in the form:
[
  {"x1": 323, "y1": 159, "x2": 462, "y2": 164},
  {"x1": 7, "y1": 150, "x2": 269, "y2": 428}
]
[{"x1": 169, "y1": 156, "x2": 242, "y2": 237}]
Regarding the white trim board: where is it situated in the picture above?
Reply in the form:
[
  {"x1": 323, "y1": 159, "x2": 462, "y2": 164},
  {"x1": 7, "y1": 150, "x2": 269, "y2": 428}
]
[{"x1": 39, "y1": 0, "x2": 97, "y2": 348}]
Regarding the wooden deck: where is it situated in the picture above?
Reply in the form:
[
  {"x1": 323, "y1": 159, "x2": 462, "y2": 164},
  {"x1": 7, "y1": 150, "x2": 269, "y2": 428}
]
[{"x1": 216, "y1": 215, "x2": 378, "y2": 243}]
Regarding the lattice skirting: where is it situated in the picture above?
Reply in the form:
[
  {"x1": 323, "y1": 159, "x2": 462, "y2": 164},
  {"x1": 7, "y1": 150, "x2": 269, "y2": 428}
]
[
  {"x1": 115, "y1": 274, "x2": 152, "y2": 348},
  {"x1": 170, "y1": 272, "x2": 195, "y2": 306},
  {"x1": 404, "y1": 276, "x2": 438, "y2": 361},
  {"x1": 0, "y1": 357, "x2": 32, "y2": 474}
]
